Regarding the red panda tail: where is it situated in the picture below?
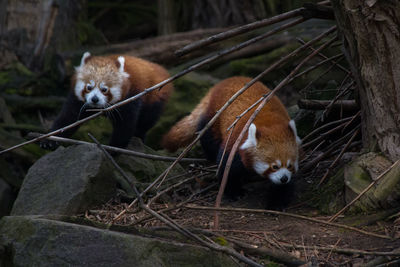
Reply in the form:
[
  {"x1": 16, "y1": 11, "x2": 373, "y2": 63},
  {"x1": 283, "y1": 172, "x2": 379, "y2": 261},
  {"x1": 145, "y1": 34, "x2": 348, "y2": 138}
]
[{"x1": 162, "y1": 91, "x2": 212, "y2": 152}]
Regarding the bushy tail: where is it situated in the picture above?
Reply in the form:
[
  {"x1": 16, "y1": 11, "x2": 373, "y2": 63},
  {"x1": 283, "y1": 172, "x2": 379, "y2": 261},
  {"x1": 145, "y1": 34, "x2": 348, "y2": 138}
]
[{"x1": 162, "y1": 92, "x2": 212, "y2": 152}]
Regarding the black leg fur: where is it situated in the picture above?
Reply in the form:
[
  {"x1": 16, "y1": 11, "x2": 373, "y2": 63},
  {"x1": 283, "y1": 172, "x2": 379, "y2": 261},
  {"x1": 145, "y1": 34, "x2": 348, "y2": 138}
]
[
  {"x1": 216, "y1": 149, "x2": 248, "y2": 199},
  {"x1": 134, "y1": 101, "x2": 164, "y2": 140},
  {"x1": 108, "y1": 99, "x2": 142, "y2": 148},
  {"x1": 198, "y1": 116, "x2": 221, "y2": 162},
  {"x1": 264, "y1": 182, "x2": 295, "y2": 211},
  {"x1": 40, "y1": 92, "x2": 86, "y2": 150}
]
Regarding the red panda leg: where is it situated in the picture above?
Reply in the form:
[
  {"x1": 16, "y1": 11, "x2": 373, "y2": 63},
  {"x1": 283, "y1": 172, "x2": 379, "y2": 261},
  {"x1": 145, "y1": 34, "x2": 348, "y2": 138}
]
[
  {"x1": 40, "y1": 92, "x2": 87, "y2": 150},
  {"x1": 216, "y1": 149, "x2": 248, "y2": 200},
  {"x1": 198, "y1": 116, "x2": 221, "y2": 162},
  {"x1": 108, "y1": 99, "x2": 142, "y2": 148},
  {"x1": 134, "y1": 101, "x2": 164, "y2": 140}
]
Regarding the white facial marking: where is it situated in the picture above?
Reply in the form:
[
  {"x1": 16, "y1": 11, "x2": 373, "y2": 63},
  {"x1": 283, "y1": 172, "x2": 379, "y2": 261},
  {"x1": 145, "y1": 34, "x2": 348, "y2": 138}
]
[
  {"x1": 85, "y1": 88, "x2": 107, "y2": 107},
  {"x1": 287, "y1": 159, "x2": 291, "y2": 167},
  {"x1": 269, "y1": 168, "x2": 292, "y2": 185},
  {"x1": 276, "y1": 160, "x2": 282, "y2": 167},
  {"x1": 240, "y1": 123, "x2": 257, "y2": 150},
  {"x1": 109, "y1": 86, "x2": 122, "y2": 104},
  {"x1": 253, "y1": 161, "x2": 269, "y2": 175},
  {"x1": 289, "y1": 120, "x2": 302, "y2": 145},
  {"x1": 74, "y1": 79, "x2": 85, "y2": 101}
]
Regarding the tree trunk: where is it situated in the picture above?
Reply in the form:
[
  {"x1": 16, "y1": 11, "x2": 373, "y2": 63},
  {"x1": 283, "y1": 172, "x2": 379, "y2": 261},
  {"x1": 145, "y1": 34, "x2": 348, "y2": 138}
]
[
  {"x1": 157, "y1": 0, "x2": 176, "y2": 35},
  {"x1": 331, "y1": 0, "x2": 400, "y2": 162},
  {"x1": 0, "y1": 0, "x2": 85, "y2": 71}
]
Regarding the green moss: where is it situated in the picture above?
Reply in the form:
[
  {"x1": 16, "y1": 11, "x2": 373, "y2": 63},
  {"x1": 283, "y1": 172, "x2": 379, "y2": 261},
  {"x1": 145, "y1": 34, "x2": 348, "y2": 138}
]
[
  {"x1": 73, "y1": 116, "x2": 112, "y2": 144},
  {"x1": 304, "y1": 167, "x2": 346, "y2": 214},
  {"x1": 214, "y1": 236, "x2": 228, "y2": 246}
]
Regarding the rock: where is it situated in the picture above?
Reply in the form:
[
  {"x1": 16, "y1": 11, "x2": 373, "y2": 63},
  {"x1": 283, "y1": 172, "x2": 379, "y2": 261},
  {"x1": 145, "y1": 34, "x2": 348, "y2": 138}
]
[
  {"x1": 344, "y1": 152, "x2": 400, "y2": 212},
  {"x1": 0, "y1": 179, "x2": 16, "y2": 218},
  {"x1": 11, "y1": 144, "x2": 116, "y2": 216},
  {"x1": 0, "y1": 216, "x2": 235, "y2": 267}
]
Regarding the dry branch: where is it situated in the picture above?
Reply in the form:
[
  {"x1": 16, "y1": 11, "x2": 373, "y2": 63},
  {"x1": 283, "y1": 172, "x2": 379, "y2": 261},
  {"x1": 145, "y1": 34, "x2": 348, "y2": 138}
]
[
  {"x1": 175, "y1": 8, "x2": 305, "y2": 56},
  {"x1": 298, "y1": 99, "x2": 358, "y2": 112},
  {"x1": 318, "y1": 127, "x2": 360, "y2": 186},
  {"x1": 28, "y1": 133, "x2": 206, "y2": 163}
]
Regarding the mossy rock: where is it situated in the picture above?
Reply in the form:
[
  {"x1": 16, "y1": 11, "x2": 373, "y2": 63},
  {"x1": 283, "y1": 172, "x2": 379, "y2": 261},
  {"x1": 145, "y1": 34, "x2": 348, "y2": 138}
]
[
  {"x1": 0, "y1": 215, "x2": 236, "y2": 267},
  {"x1": 344, "y1": 153, "x2": 400, "y2": 213}
]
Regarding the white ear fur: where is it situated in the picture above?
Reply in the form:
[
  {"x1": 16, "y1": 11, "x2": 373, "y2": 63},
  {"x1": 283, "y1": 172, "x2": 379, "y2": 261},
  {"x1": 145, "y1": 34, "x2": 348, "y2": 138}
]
[
  {"x1": 289, "y1": 120, "x2": 302, "y2": 145},
  {"x1": 240, "y1": 123, "x2": 257, "y2": 150},
  {"x1": 80, "y1": 52, "x2": 91, "y2": 67},
  {"x1": 117, "y1": 56, "x2": 125, "y2": 73}
]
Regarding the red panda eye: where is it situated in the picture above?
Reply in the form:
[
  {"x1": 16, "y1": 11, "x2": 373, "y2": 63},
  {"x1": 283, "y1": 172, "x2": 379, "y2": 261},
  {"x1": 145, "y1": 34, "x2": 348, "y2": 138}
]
[
  {"x1": 272, "y1": 165, "x2": 279, "y2": 170},
  {"x1": 86, "y1": 85, "x2": 93, "y2": 91},
  {"x1": 101, "y1": 87, "x2": 108, "y2": 93}
]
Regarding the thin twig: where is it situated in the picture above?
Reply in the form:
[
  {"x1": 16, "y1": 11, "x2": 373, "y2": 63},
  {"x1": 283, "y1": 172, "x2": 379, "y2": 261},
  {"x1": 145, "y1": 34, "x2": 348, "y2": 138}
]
[
  {"x1": 28, "y1": 133, "x2": 206, "y2": 162},
  {"x1": 301, "y1": 116, "x2": 353, "y2": 143},
  {"x1": 185, "y1": 205, "x2": 391, "y2": 239},
  {"x1": 318, "y1": 127, "x2": 360, "y2": 186},
  {"x1": 288, "y1": 53, "x2": 344, "y2": 84},
  {"x1": 175, "y1": 8, "x2": 305, "y2": 56},
  {"x1": 297, "y1": 37, "x2": 350, "y2": 74},
  {"x1": 329, "y1": 159, "x2": 400, "y2": 222}
]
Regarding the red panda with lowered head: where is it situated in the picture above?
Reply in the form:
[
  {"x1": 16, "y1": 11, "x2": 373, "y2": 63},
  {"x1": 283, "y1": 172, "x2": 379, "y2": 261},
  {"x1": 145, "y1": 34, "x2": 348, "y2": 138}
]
[
  {"x1": 41, "y1": 52, "x2": 173, "y2": 149},
  {"x1": 162, "y1": 76, "x2": 301, "y2": 208}
]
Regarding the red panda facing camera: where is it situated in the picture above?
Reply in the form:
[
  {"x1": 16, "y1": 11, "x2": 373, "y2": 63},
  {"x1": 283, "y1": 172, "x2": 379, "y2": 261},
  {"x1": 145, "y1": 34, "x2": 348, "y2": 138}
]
[
  {"x1": 162, "y1": 76, "x2": 301, "y2": 209},
  {"x1": 41, "y1": 52, "x2": 173, "y2": 150}
]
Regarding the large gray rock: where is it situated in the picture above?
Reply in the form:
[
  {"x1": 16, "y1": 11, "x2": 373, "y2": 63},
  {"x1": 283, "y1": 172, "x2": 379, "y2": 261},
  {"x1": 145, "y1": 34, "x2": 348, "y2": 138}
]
[
  {"x1": 0, "y1": 216, "x2": 235, "y2": 267},
  {"x1": 11, "y1": 144, "x2": 116, "y2": 216}
]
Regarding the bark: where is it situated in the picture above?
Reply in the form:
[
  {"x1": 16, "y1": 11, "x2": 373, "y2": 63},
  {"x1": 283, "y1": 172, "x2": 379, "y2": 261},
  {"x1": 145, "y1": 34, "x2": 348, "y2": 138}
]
[
  {"x1": 157, "y1": 0, "x2": 176, "y2": 35},
  {"x1": 0, "y1": 0, "x2": 85, "y2": 70},
  {"x1": 331, "y1": 0, "x2": 400, "y2": 161}
]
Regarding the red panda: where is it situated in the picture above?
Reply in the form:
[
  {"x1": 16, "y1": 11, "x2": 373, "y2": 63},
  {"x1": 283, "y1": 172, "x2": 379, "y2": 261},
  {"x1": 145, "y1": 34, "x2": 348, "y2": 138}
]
[
  {"x1": 162, "y1": 76, "x2": 301, "y2": 206},
  {"x1": 41, "y1": 52, "x2": 173, "y2": 149}
]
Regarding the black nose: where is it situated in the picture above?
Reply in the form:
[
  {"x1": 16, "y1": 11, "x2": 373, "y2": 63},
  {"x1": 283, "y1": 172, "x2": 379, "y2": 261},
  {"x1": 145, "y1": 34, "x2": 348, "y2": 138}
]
[
  {"x1": 91, "y1": 96, "x2": 99, "y2": 104},
  {"x1": 280, "y1": 175, "x2": 288, "y2": 184}
]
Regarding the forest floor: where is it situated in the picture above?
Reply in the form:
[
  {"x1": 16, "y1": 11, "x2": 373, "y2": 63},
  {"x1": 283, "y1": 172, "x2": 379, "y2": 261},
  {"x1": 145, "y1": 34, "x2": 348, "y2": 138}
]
[{"x1": 84, "y1": 176, "x2": 400, "y2": 267}]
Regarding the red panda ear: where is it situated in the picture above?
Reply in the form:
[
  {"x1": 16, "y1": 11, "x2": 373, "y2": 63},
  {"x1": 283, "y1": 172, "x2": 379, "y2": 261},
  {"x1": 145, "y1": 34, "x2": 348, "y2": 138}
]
[
  {"x1": 116, "y1": 56, "x2": 125, "y2": 73},
  {"x1": 289, "y1": 120, "x2": 302, "y2": 145},
  {"x1": 80, "y1": 52, "x2": 91, "y2": 67},
  {"x1": 240, "y1": 123, "x2": 258, "y2": 150}
]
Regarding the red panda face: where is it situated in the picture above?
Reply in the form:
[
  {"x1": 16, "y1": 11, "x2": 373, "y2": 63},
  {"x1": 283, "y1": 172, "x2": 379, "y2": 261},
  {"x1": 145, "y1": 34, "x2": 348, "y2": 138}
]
[
  {"x1": 240, "y1": 122, "x2": 301, "y2": 185},
  {"x1": 74, "y1": 52, "x2": 129, "y2": 107}
]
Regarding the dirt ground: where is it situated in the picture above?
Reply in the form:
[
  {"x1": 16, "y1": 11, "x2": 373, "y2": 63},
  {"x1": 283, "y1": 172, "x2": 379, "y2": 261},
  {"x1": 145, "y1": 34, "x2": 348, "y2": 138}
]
[{"x1": 84, "y1": 176, "x2": 400, "y2": 267}]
